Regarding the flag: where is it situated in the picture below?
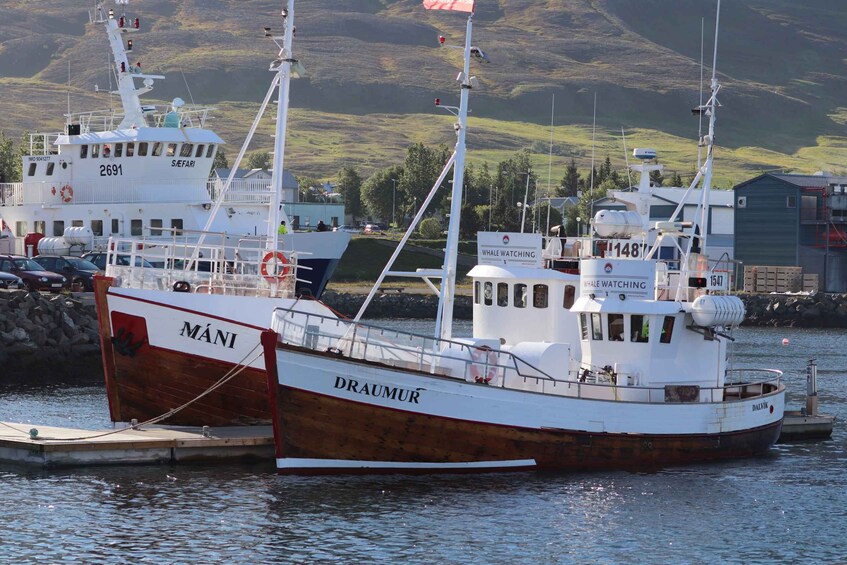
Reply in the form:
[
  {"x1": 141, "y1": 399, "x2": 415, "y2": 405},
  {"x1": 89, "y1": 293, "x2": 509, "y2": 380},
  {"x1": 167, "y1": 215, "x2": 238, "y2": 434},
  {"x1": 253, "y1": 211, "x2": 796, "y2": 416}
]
[{"x1": 423, "y1": 0, "x2": 474, "y2": 12}]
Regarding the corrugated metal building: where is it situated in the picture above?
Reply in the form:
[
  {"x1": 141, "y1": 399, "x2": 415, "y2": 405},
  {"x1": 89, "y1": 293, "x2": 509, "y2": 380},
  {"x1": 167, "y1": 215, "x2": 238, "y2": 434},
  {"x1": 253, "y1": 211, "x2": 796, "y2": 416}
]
[{"x1": 734, "y1": 173, "x2": 847, "y2": 292}]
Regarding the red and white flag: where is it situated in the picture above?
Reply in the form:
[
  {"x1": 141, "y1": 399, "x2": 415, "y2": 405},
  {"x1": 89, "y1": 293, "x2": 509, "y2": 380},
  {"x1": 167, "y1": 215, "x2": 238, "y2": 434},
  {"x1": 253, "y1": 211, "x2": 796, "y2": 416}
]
[{"x1": 423, "y1": 0, "x2": 474, "y2": 12}]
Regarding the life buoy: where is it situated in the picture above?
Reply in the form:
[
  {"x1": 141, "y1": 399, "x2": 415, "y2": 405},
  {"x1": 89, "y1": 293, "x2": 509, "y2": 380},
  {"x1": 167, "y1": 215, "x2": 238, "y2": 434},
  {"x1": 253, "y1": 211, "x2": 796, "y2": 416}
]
[
  {"x1": 260, "y1": 251, "x2": 290, "y2": 283},
  {"x1": 470, "y1": 345, "x2": 498, "y2": 384},
  {"x1": 60, "y1": 184, "x2": 74, "y2": 203}
]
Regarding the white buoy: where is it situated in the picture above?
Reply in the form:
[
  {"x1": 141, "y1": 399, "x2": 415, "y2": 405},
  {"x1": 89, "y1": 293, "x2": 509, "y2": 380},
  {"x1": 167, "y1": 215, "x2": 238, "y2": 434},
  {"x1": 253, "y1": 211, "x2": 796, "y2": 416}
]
[{"x1": 782, "y1": 338, "x2": 790, "y2": 346}]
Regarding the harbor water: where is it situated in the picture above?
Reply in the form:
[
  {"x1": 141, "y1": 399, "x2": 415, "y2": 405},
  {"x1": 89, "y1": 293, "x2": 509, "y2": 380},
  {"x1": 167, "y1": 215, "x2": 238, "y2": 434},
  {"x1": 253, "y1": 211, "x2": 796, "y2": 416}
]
[{"x1": 1, "y1": 324, "x2": 846, "y2": 563}]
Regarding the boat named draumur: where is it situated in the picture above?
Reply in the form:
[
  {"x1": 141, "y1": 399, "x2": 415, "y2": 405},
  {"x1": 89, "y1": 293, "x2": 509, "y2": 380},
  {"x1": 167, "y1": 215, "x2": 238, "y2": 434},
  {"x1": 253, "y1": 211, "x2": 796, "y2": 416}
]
[{"x1": 262, "y1": 0, "x2": 786, "y2": 474}]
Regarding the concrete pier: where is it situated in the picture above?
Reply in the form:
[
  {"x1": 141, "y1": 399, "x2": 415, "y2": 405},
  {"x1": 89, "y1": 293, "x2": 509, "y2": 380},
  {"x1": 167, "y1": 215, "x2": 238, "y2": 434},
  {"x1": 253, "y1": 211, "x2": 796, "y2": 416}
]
[{"x1": 0, "y1": 422, "x2": 273, "y2": 468}]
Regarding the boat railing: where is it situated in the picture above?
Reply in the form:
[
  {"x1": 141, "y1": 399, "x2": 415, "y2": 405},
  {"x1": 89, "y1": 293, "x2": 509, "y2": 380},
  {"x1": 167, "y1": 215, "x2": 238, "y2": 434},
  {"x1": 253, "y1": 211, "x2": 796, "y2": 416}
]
[
  {"x1": 106, "y1": 230, "x2": 298, "y2": 298},
  {"x1": 272, "y1": 309, "x2": 783, "y2": 404},
  {"x1": 62, "y1": 105, "x2": 214, "y2": 134},
  {"x1": 209, "y1": 178, "x2": 276, "y2": 204}
]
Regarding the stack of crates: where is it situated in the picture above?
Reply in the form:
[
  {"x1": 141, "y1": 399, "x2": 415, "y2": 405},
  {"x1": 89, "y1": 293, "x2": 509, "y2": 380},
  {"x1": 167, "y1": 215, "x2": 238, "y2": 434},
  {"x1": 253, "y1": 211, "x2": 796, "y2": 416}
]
[
  {"x1": 803, "y1": 274, "x2": 819, "y2": 292},
  {"x1": 743, "y1": 266, "x2": 804, "y2": 293}
]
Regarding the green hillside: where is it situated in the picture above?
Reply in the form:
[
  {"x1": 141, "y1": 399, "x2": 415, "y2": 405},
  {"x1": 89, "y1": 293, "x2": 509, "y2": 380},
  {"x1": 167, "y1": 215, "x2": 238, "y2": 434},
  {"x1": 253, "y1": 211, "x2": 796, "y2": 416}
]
[{"x1": 0, "y1": 0, "x2": 845, "y2": 184}]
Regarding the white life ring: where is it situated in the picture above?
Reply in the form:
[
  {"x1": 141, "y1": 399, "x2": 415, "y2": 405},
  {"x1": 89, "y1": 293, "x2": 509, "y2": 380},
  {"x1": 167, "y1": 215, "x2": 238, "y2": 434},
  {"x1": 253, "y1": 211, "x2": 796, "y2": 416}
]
[{"x1": 470, "y1": 345, "x2": 498, "y2": 384}]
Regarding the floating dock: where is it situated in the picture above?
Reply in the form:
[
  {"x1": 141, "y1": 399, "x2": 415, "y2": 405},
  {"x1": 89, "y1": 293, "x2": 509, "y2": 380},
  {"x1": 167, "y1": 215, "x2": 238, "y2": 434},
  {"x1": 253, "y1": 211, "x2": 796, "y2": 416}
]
[
  {"x1": 777, "y1": 359, "x2": 836, "y2": 443},
  {"x1": 0, "y1": 422, "x2": 273, "y2": 468}
]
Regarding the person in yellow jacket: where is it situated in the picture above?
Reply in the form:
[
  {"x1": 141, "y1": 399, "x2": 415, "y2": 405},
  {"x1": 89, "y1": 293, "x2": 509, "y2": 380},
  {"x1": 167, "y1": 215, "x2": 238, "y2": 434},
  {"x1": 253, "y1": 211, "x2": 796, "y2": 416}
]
[{"x1": 277, "y1": 221, "x2": 288, "y2": 235}]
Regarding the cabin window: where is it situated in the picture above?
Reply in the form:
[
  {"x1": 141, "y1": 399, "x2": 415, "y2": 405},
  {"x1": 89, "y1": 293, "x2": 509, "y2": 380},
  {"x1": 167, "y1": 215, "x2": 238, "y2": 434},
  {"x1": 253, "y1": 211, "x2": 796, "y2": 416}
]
[
  {"x1": 206, "y1": 144, "x2": 215, "y2": 158},
  {"x1": 80, "y1": 145, "x2": 88, "y2": 159},
  {"x1": 126, "y1": 143, "x2": 135, "y2": 157},
  {"x1": 580, "y1": 313, "x2": 589, "y2": 340},
  {"x1": 631, "y1": 315, "x2": 649, "y2": 343},
  {"x1": 53, "y1": 221, "x2": 64, "y2": 236},
  {"x1": 591, "y1": 313, "x2": 603, "y2": 341},
  {"x1": 514, "y1": 283, "x2": 527, "y2": 308},
  {"x1": 138, "y1": 142, "x2": 149, "y2": 156},
  {"x1": 34, "y1": 221, "x2": 45, "y2": 234},
  {"x1": 474, "y1": 281, "x2": 480, "y2": 304},
  {"x1": 660, "y1": 316, "x2": 675, "y2": 344},
  {"x1": 71, "y1": 220, "x2": 83, "y2": 227},
  {"x1": 563, "y1": 284, "x2": 576, "y2": 308},
  {"x1": 46, "y1": 162, "x2": 55, "y2": 176},
  {"x1": 166, "y1": 143, "x2": 177, "y2": 157},
  {"x1": 497, "y1": 283, "x2": 509, "y2": 307},
  {"x1": 483, "y1": 281, "x2": 493, "y2": 306},
  {"x1": 152, "y1": 142, "x2": 163, "y2": 157},
  {"x1": 608, "y1": 314, "x2": 624, "y2": 341},
  {"x1": 27, "y1": 163, "x2": 36, "y2": 176},
  {"x1": 90, "y1": 220, "x2": 103, "y2": 236},
  {"x1": 114, "y1": 144, "x2": 123, "y2": 158},
  {"x1": 103, "y1": 144, "x2": 112, "y2": 158},
  {"x1": 111, "y1": 219, "x2": 120, "y2": 234},
  {"x1": 91, "y1": 144, "x2": 100, "y2": 158},
  {"x1": 533, "y1": 284, "x2": 548, "y2": 308},
  {"x1": 171, "y1": 218, "x2": 183, "y2": 235},
  {"x1": 150, "y1": 218, "x2": 163, "y2": 236},
  {"x1": 180, "y1": 143, "x2": 193, "y2": 158},
  {"x1": 15, "y1": 221, "x2": 27, "y2": 237},
  {"x1": 131, "y1": 219, "x2": 142, "y2": 236},
  {"x1": 195, "y1": 144, "x2": 205, "y2": 158},
  {"x1": 787, "y1": 196, "x2": 797, "y2": 209}
]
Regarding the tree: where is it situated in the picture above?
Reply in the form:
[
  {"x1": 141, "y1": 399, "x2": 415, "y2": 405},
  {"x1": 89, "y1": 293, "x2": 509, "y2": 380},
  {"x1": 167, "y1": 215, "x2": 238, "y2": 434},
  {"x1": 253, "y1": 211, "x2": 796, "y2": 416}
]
[
  {"x1": 559, "y1": 158, "x2": 580, "y2": 197},
  {"x1": 212, "y1": 147, "x2": 228, "y2": 170},
  {"x1": 336, "y1": 166, "x2": 363, "y2": 220},
  {"x1": 296, "y1": 175, "x2": 322, "y2": 202},
  {"x1": 361, "y1": 166, "x2": 403, "y2": 222},
  {"x1": 669, "y1": 171, "x2": 683, "y2": 187},
  {"x1": 650, "y1": 166, "x2": 664, "y2": 187},
  {"x1": 247, "y1": 151, "x2": 271, "y2": 170},
  {"x1": 419, "y1": 217, "x2": 442, "y2": 239},
  {"x1": 398, "y1": 142, "x2": 450, "y2": 220},
  {"x1": 0, "y1": 131, "x2": 18, "y2": 184}
]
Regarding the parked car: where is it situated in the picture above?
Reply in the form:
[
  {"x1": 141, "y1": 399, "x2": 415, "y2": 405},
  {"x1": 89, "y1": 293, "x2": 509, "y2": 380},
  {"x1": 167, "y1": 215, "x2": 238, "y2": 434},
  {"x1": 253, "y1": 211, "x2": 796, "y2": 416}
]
[
  {"x1": 0, "y1": 271, "x2": 24, "y2": 290},
  {"x1": 333, "y1": 224, "x2": 362, "y2": 234},
  {"x1": 0, "y1": 255, "x2": 68, "y2": 292},
  {"x1": 81, "y1": 252, "x2": 155, "y2": 271},
  {"x1": 363, "y1": 223, "x2": 386, "y2": 234},
  {"x1": 33, "y1": 255, "x2": 101, "y2": 292}
]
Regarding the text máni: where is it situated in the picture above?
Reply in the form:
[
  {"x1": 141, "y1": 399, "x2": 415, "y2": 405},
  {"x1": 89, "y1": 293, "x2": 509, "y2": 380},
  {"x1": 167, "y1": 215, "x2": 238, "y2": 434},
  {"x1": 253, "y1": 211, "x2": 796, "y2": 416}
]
[{"x1": 180, "y1": 321, "x2": 237, "y2": 349}]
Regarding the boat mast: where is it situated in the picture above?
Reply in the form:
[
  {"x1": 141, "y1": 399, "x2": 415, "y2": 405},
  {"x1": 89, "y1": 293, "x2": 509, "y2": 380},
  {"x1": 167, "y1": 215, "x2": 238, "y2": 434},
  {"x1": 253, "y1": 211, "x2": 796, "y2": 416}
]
[
  {"x1": 93, "y1": 1, "x2": 164, "y2": 130},
  {"x1": 434, "y1": 13, "x2": 473, "y2": 342}
]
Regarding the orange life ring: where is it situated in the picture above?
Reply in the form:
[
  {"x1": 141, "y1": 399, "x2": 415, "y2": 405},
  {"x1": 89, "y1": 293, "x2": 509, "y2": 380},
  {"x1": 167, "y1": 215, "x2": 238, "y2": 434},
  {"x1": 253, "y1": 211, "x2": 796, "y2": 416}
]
[
  {"x1": 260, "y1": 251, "x2": 290, "y2": 283},
  {"x1": 60, "y1": 184, "x2": 74, "y2": 203},
  {"x1": 470, "y1": 345, "x2": 498, "y2": 384}
]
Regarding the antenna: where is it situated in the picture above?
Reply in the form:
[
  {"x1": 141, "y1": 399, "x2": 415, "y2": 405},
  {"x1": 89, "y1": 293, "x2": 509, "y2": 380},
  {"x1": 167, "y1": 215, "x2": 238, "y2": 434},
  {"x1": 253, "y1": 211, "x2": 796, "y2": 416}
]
[
  {"x1": 697, "y1": 17, "x2": 705, "y2": 170},
  {"x1": 621, "y1": 126, "x2": 633, "y2": 188},
  {"x1": 67, "y1": 60, "x2": 71, "y2": 122},
  {"x1": 545, "y1": 93, "x2": 554, "y2": 235},
  {"x1": 180, "y1": 69, "x2": 197, "y2": 106},
  {"x1": 588, "y1": 91, "x2": 596, "y2": 235}
]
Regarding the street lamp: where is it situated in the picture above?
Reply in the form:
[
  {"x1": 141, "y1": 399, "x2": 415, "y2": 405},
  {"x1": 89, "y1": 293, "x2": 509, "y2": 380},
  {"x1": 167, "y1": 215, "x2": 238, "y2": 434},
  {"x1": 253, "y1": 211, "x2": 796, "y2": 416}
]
[
  {"x1": 576, "y1": 216, "x2": 581, "y2": 236},
  {"x1": 391, "y1": 178, "x2": 397, "y2": 228}
]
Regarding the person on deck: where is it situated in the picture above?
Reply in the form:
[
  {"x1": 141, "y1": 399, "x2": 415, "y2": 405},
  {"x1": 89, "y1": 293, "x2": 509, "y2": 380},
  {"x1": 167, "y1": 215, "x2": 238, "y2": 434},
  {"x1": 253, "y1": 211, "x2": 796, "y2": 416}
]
[
  {"x1": 316, "y1": 220, "x2": 329, "y2": 232},
  {"x1": 277, "y1": 221, "x2": 288, "y2": 235}
]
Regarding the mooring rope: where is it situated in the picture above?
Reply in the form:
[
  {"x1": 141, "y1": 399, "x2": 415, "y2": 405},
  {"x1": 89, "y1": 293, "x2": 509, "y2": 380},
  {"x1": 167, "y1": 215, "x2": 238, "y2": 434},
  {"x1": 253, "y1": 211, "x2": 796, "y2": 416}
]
[{"x1": 1, "y1": 342, "x2": 265, "y2": 442}]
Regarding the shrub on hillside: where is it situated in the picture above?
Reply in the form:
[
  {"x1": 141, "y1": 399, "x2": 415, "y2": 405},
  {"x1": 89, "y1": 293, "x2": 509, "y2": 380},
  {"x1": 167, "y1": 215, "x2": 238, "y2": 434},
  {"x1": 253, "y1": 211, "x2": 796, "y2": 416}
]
[{"x1": 418, "y1": 217, "x2": 442, "y2": 239}]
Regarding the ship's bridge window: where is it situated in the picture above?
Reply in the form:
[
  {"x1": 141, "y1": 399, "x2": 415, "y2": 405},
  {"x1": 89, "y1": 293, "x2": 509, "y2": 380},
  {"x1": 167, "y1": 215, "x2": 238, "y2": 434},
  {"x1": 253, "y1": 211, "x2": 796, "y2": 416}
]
[
  {"x1": 514, "y1": 283, "x2": 527, "y2": 308},
  {"x1": 473, "y1": 281, "x2": 480, "y2": 304},
  {"x1": 34, "y1": 220, "x2": 45, "y2": 234},
  {"x1": 180, "y1": 143, "x2": 193, "y2": 158},
  {"x1": 533, "y1": 284, "x2": 548, "y2": 308},
  {"x1": 563, "y1": 284, "x2": 576, "y2": 308},
  {"x1": 131, "y1": 219, "x2": 142, "y2": 236},
  {"x1": 171, "y1": 218, "x2": 183, "y2": 235},
  {"x1": 150, "y1": 219, "x2": 163, "y2": 236},
  {"x1": 71, "y1": 220, "x2": 83, "y2": 227},
  {"x1": 660, "y1": 316, "x2": 675, "y2": 344},
  {"x1": 53, "y1": 221, "x2": 64, "y2": 236},
  {"x1": 114, "y1": 143, "x2": 123, "y2": 158},
  {"x1": 45, "y1": 162, "x2": 54, "y2": 176},
  {"x1": 206, "y1": 144, "x2": 215, "y2": 158},
  {"x1": 80, "y1": 145, "x2": 88, "y2": 159},
  {"x1": 27, "y1": 163, "x2": 36, "y2": 176},
  {"x1": 631, "y1": 315, "x2": 649, "y2": 343},
  {"x1": 166, "y1": 143, "x2": 177, "y2": 157},
  {"x1": 15, "y1": 222, "x2": 27, "y2": 237},
  {"x1": 608, "y1": 314, "x2": 624, "y2": 341},
  {"x1": 152, "y1": 142, "x2": 163, "y2": 157},
  {"x1": 591, "y1": 313, "x2": 603, "y2": 340},
  {"x1": 126, "y1": 143, "x2": 135, "y2": 157},
  {"x1": 111, "y1": 219, "x2": 120, "y2": 234},
  {"x1": 580, "y1": 313, "x2": 589, "y2": 341},
  {"x1": 195, "y1": 144, "x2": 205, "y2": 158},
  {"x1": 483, "y1": 281, "x2": 493, "y2": 306},
  {"x1": 91, "y1": 144, "x2": 100, "y2": 158},
  {"x1": 497, "y1": 283, "x2": 509, "y2": 307},
  {"x1": 90, "y1": 220, "x2": 103, "y2": 237},
  {"x1": 103, "y1": 144, "x2": 111, "y2": 158},
  {"x1": 138, "y1": 142, "x2": 149, "y2": 156}
]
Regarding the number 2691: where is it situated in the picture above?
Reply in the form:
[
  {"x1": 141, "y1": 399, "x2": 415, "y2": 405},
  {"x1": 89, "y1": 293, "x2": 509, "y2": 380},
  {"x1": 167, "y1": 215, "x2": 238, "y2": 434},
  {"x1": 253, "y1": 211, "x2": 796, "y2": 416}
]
[{"x1": 100, "y1": 164, "x2": 123, "y2": 176}]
